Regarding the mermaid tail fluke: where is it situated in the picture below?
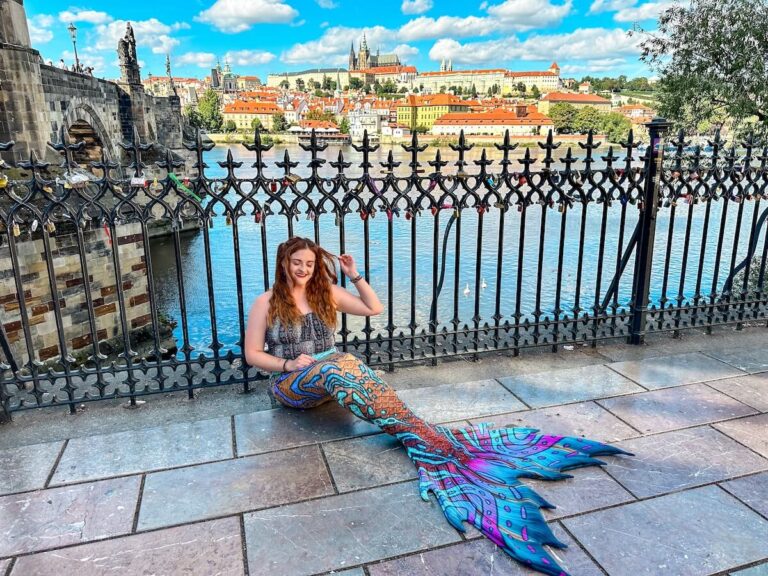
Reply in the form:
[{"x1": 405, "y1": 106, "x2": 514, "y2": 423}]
[{"x1": 404, "y1": 423, "x2": 630, "y2": 576}]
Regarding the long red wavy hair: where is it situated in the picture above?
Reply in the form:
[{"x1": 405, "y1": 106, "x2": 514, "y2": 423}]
[{"x1": 268, "y1": 237, "x2": 338, "y2": 329}]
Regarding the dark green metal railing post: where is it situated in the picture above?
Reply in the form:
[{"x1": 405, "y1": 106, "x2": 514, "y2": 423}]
[{"x1": 629, "y1": 117, "x2": 672, "y2": 345}]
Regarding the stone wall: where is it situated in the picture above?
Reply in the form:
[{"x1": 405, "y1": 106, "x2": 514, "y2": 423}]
[
  {"x1": 0, "y1": 221, "x2": 160, "y2": 366},
  {"x1": 39, "y1": 65, "x2": 122, "y2": 159}
]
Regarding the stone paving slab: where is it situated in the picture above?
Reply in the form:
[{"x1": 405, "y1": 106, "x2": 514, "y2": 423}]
[
  {"x1": 243, "y1": 480, "x2": 462, "y2": 576},
  {"x1": 367, "y1": 522, "x2": 603, "y2": 576},
  {"x1": 607, "y1": 352, "x2": 745, "y2": 390},
  {"x1": 705, "y1": 347, "x2": 768, "y2": 374},
  {"x1": 323, "y1": 433, "x2": 416, "y2": 493},
  {"x1": 469, "y1": 401, "x2": 639, "y2": 443},
  {"x1": 0, "y1": 441, "x2": 63, "y2": 496},
  {"x1": 51, "y1": 417, "x2": 233, "y2": 485},
  {"x1": 731, "y1": 564, "x2": 768, "y2": 576},
  {"x1": 497, "y1": 365, "x2": 643, "y2": 408},
  {"x1": 0, "y1": 476, "x2": 140, "y2": 557},
  {"x1": 722, "y1": 471, "x2": 768, "y2": 520},
  {"x1": 234, "y1": 403, "x2": 379, "y2": 457},
  {"x1": 10, "y1": 517, "x2": 244, "y2": 576},
  {"x1": 563, "y1": 485, "x2": 768, "y2": 576},
  {"x1": 597, "y1": 383, "x2": 758, "y2": 434},
  {"x1": 607, "y1": 426, "x2": 768, "y2": 498},
  {"x1": 715, "y1": 414, "x2": 768, "y2": 458},
  {"x1": 0, "y1": 559, "x2": 10, "y2": 575},
  {"x1": 330, "y1": 569, "x2": 365, "y2": 576},
  {"x1": 396, "y1": 379, "x2": 527, "y2": 422},
  {"x1": 708, "y1": 373, "x2": 768, "y2": 413},
  {"x1": 525, "y1": 466, "x2": 635, "y2": 520},
  {"x1": 138, "y1": 444, "x2": 333, "y2": 531}
]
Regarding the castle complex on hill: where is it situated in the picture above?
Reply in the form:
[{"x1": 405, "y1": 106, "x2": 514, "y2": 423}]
[{"x1": 348, "y1": 34, "x2": 401, "y2": 71}]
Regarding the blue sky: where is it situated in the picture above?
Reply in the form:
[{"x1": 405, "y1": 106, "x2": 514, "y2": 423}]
[{"x1": 24, "y1": 0, "x2": 671, "y2": 81}]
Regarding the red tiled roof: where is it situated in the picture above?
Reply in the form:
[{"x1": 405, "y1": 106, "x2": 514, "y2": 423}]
[
  {"x1": 299, "y1": 120, "x2": 338, "y2": 129},
  {"x1": 223, "y1": 101, "x2": 281, "y2": 114},
  {"x1": 420, "y1": 69, "x2": 506, "y2": 77},
  {"x1": 505, "y1": 70, "x2": 558, "y2": 77},
  {"x1": 434, "y1": 110, "x2": 553, "y2": 126},
  {"x1": 397, "y1": 93, "x2": 469, "y2": 107},
  {"x1": 540, "y1": 91, "x2": 611, "y2": 103}
]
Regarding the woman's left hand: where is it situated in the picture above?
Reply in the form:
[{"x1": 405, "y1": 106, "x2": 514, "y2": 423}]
[{"x1": 338, "y1": 254, "x2": 358, "y2": 278}]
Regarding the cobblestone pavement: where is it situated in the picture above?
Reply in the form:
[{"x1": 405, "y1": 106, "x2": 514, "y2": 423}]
[{"x1": 1, "y1": 326, "x2": 767, "y2": 575}]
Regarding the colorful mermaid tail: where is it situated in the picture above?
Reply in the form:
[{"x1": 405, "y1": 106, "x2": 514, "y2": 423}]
[{"x1": 272, "y1": 352, "x2": 630, "y2": 576}]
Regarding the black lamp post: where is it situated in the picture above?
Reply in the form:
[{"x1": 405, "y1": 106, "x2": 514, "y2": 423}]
[{"x1": 67, "y1": 22, "x2": 80, "y2": 72}]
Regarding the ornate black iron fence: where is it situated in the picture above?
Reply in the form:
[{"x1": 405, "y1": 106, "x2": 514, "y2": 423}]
[{"x1": 0, "y1": 118, "x2": 766, "y2": 421}]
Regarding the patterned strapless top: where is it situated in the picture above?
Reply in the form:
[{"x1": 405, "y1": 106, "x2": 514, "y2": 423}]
[{"x1": 264, "y1": 312, "x2": 336, "y2": 360}]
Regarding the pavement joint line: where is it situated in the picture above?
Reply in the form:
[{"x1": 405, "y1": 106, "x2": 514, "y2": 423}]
[
  {"x1": 43, "y1": 438, "x2": 68, "y2": 489},
  {"x1": 602, "y1": 363, "x2": 651, "y2": 390},
  {"x1": 318, "y1": 443, "x2": 341, "y2": 495},
  {"x1": 239, "y1": 513, "x2": 250, "y2": 576},
  {"x1": 131, "y1": 473, "x2": 146, "y2": 534},
  {"x1": 591, "y1": 400, "x2": 645, "y2": 436},
  {"x1": 2, "y1": 463, "x2": 766, "y2": 570},
  {"x1": 555, "y1": 519, "x2": 610, "y2": 576},
  {"x1": 1, "y1": 375, "x2": 761, "y2": 498},
  {"x1": 230, "y1": 414, "x2": 238, "y2": 458},
  {"x1": 493, "y1": 377, "x2": 532, "y2": 409},
  {"x1": 715, "y1": 481, "x2": 768, "y2": 524},
  {"x1": 706, "y1": 423, "x2": 768, "y2": 465},
  {"x1": 3, "y1": 558, "x2": 15, "y2": 576},
  {"x1": 699, "y1": 380, "x2": 767, "y2": 414},
  {"x1": 713, "y1": 560, "x2": 768, "y2": 576}
]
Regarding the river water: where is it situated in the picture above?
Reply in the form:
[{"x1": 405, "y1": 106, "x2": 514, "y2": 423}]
[{"x1": 147, "y1": 143, "x2": 763, "y2": 358}]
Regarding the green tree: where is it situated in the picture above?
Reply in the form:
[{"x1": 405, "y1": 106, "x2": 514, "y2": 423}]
[
  {"x1": 600, "y1": 112, "x2": 632, "y2": 143},
  {"x1": 399, "y1": 86, "x2": 408, "y2": 93},
  {"x1": 295, "y1": 78, "x2": 305, "y2": 91},
  {"x1": 183, "y1": 104, "x2": 203, "y2": 129},
  {"x1": 530, "y1": 85, "x2": 541, "y2": 99},
  {"x1": 197, "y1": 89, "x2": 223, "y2": 132},
  {"x1": 470, "y1": 83, "x2": 478, "y2": 98},
  {"x1": 250, "y1": 117, "x2": 262, "y2": 132},
  {"x1": 305, "y1": 109, "x2": 336, "y2": 122},
  {"x1": 279, "y1": 79, "x2": 289, "y2": 89},
  {"x1": 224, "y1": 119, "x2": 237, "y2": 133},
  {"x1": 339, "y1": 117, "x2": 350, "y2": 134},
  {"x1": 322, "y1": 75, "x2": 331, "y2": 90},
  {"x1": 636, "y1": 0, "x2": 768, "y2": 134},
  {"x1": 414, "y1": 125, "x2": 429, "y2": 134},
  {"x1": 573, "y1": 106, "x2": 602, "y2": 133},
  {"x1": 349, "y1": 77, "x2": 364, "y2": 90},
  {"x1": 516, "y1": 81, "x2": 526, "y2": 94},
  {"x1": 272, "y1": 111, "x2": 288, "y2": 132},
  {"x1": 549, "y1": 103, "x2": 578, "y2": 133}
]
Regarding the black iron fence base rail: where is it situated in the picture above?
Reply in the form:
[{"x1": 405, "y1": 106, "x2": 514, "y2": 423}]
[{"x1": 1, "y1": 120, "x2": 767, "y2": 420}]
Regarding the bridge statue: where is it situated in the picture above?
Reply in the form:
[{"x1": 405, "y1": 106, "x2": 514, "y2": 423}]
[{"x1": 0, "y1": 1, "x2": 183, "y2": 163}]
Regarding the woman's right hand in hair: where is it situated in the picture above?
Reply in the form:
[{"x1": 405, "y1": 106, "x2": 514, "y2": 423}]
[{"x1": 287, "y1": 354, "x2": 315, "y2": 371}]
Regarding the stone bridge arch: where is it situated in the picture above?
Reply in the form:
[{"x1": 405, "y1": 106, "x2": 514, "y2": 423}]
[{"x1": 62, "y1": 101, "x2": 117, "y2": 165}]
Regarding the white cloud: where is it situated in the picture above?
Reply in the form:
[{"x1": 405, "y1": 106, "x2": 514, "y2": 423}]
[
  {"x1": 588, "y1": 0, "x2": 635, "y2": 13},
  {"x1": 224, "y1": 49, "x2": 276, "y2": 66},
  {"x1": 401, "y1": 0, "x2": 433, "y2": 15},
  {"x1": 399, "y1": 16, "x2": 495, "y2": 41},
  {"x1": 320, "y1": 21, "x2": 330, "y2": 28},
  {"x1": 281, "y1": 25, "x2": 394, "y2": 65},
  {"x1": 176, "y1": 51, "x2": 217, "y2": 68},
  {"x1": 428, "y1": 27, "x2": 645, "y2": 65},
  {"x1": 487, "y1": 0, "x2": 572, "y2": 31},
  {"x1": 560, "y1": 58, "x2": 627, "y2": 74},
  {"x1": 28, "y1": 14, "x2": 55, "y2": 44},
  {"x1": 392, "y1": 44, "x2": 419, "y2": 59},
  {"x1": 93, "y1": 19, "x2": 182, "y2": 55},
  {"x1": 58, "y1": 8, "x2": 113, "y2": 24},
  {"x1": 316, "y1": 0, "x2": 338, "y2": 7},
  {"x1": 195, "y1": 0, "x2": 299, "y2": 33},
  {"x1": 614, "y1": 1, "x2": 677, "y2": 21}
]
